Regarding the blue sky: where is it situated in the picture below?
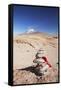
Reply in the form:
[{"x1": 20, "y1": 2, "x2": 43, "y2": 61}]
[{"x1": 13, "y1": 5, "x2": 59, "y2": 35}]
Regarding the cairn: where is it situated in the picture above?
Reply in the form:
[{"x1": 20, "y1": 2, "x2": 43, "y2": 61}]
[{"x1": 33, "y1": 49, "x2": 52, "y2": 77}]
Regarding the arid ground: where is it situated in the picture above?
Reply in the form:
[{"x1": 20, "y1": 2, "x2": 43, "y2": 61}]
[{"x1": 13, "y1": 32, "x2": 58, "y2": 85}]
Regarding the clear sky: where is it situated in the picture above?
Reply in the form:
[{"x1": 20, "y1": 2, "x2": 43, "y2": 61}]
[{"x1": 13, "y1": 5, "x2": 59, "y2": 35}]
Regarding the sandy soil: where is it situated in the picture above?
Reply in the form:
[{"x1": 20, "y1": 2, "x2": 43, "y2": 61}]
[{"x1": 13, "y1": 32, "x2": 58, "y2": 85}]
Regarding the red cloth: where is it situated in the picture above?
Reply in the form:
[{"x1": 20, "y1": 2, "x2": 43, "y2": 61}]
[
  {"x1": 42, "y1": 57, "x2": 52, "y2": 67},
  {"x1": 33, "y1": 56, "x2": 52, "y2": 68}
]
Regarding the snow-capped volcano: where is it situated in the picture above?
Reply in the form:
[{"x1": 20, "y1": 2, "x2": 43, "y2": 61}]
[{"x1": 26, "y1": 28, "x2": 36, "y2": 33}]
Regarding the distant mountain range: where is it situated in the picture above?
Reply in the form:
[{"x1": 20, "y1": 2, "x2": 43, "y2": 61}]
[{"x1": 17, "y1": 28, "x2": 58, "y2": 38}]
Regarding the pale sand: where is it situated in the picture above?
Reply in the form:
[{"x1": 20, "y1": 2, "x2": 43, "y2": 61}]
[{"x1": 13, "y1": 33, "x2": 58, "y2": 85}]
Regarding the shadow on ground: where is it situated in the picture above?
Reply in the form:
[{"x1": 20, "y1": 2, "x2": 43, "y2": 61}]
[{"x1": 17, "y1": 66, "x2": 42, "y2": 76}]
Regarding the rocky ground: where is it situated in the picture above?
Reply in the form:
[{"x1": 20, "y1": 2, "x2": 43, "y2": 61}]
[{"x1": 13, "y1": 66, "x2": 58, "y2": 85}]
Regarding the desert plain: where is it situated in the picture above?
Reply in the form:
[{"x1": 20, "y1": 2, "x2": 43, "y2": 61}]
[{"x1": 13, "y1": 32, "x2": 59, "y2": 85}]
